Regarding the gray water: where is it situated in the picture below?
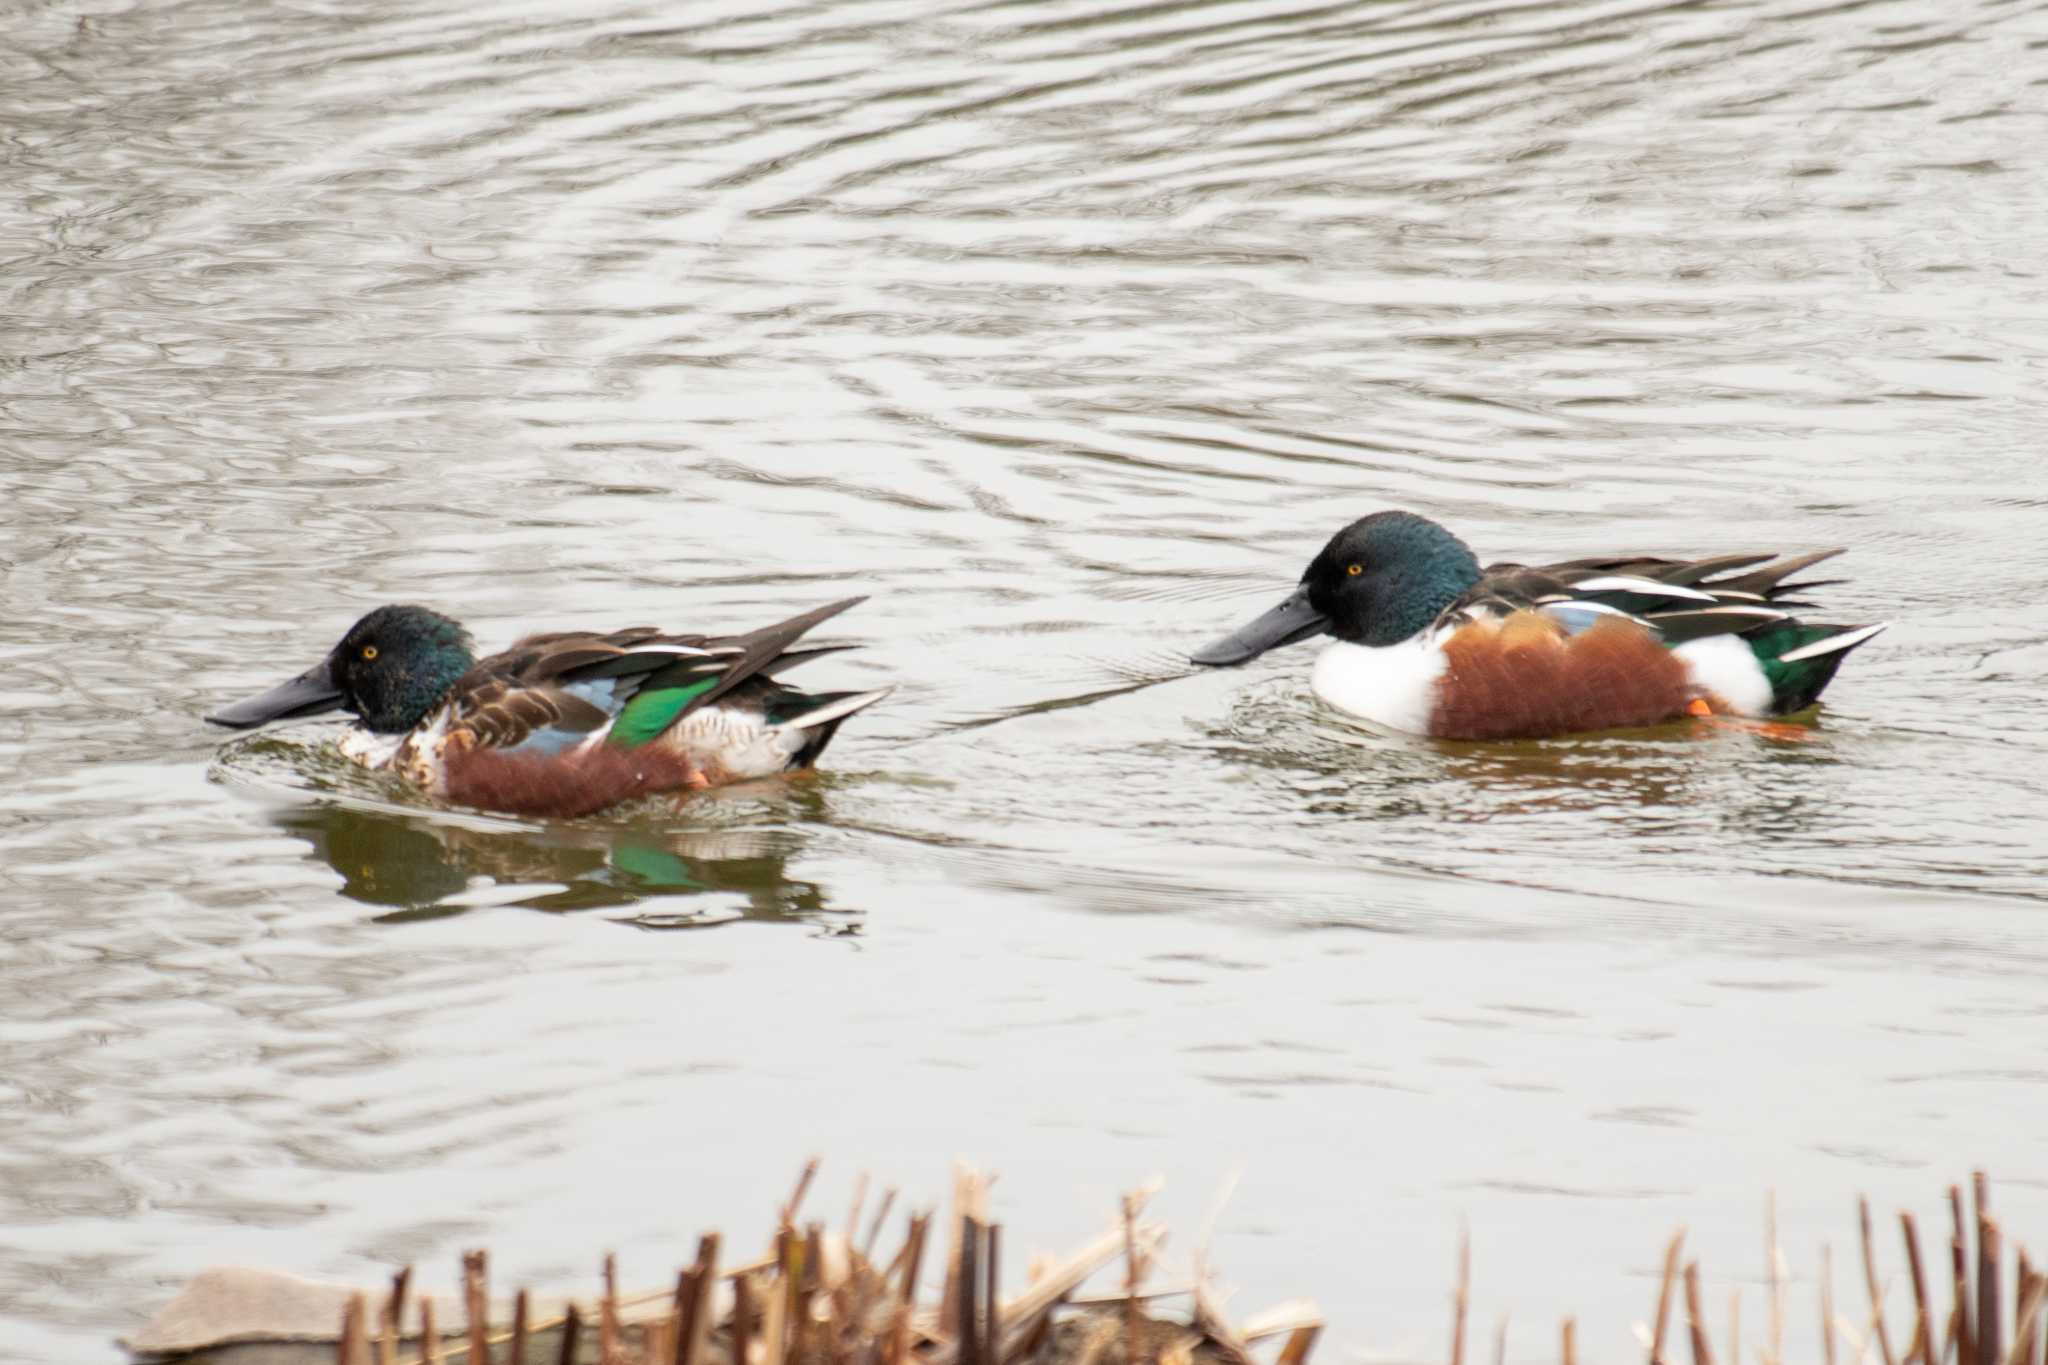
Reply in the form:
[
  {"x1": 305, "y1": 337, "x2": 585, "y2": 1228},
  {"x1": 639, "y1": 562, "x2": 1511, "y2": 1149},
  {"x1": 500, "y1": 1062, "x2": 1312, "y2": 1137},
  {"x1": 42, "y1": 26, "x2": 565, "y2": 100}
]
[{"x1": 4, "y1": 0, "x2": 2048, "y2": 1360}]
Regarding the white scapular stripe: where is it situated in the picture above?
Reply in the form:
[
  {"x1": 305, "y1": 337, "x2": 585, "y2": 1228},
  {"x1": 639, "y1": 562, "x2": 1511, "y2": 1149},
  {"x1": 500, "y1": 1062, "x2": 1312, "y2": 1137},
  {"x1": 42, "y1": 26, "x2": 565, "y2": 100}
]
[
  {"x1": 1777, "y1": 622, "x2": 1888, "y2": 662},
  {"x1": 1569, "y1": 576, "x2": 1719, "y2": 602}
]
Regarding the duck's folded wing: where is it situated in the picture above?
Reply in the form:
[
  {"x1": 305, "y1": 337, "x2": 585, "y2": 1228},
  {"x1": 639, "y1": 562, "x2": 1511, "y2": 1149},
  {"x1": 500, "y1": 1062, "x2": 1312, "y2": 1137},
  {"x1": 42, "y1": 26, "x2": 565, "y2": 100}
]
[{"x1": 456, "y1": 599, "x2": 868, "y2": 753}]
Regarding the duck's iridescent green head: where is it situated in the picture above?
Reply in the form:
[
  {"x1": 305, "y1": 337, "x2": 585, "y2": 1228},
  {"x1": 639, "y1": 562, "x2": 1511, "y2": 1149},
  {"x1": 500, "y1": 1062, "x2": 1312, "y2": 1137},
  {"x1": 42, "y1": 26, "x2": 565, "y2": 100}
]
[
  {"x1": 207, "y1": 605, "x2": 476, "y2": 734},
  {"x1": 1191, "y1": 510, "x2": 1483, "y2": 664}
]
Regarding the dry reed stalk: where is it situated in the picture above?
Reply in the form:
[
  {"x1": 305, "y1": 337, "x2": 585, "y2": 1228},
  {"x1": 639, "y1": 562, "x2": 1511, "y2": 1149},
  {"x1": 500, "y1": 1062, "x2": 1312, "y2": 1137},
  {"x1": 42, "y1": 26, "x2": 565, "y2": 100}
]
[
  {"x1": 1563, "y1": 1317, "x2": 1577, "y2": 1365},
  {"x1": 422, "y1": 1295, "x2": 442, "y2": 1365},
  {"x1": 681, "y1": 1234, "x2": 721, "y2": 1365},
  {"x1": 342, "y1": 1291, "x2": 370, "y2": 1365},
  {"x1": 555, "y1": 1306, "x2": 580, "y2": 1365},
  {"x1": 999, "y1": 1226, "x2": 1140, "y2": 1341},
  {"x1": 464, "y1": 1251, "x2": 489, "y2": 1365},
  {"x1": 2005, "y1": 1273, "x2": 2047, "y2": 1365},
  {"x1": 647, "y1": 1315, "x2": 675, "y2": 1365},
  {"x1": 1240, "y1": 1301, "x2": 1322, "y2": 1343},
  {"x1": 847, "y1": 1175, "x2": 869, "y2": 1254},
  {"x1": 785, "y1": 1159, "x2": 821, "y2": 1228},
  {"x1": 511, "y1": 1289, "x2": 529, "y2": 1365},
  {"x1": 1123, "y1": 1195, "x2": 1145, "y2": 1365},
  {"x1": 941, "y1": 1168, "x2": 992, "y2": 1342},
  {"x1": 672, "y1": 1269, "x2": 698, "y2": 1365},
  {"x1": 1652, "y1": 1231, "x2": 1687, "y2": 1365},
  {"x1": 383, "y1": 1267, "x2": 413, "y2": 1365},
  {"x1": 985, "y1": 1223, "x2": 1002, "y2": 1365},
  {"x1": 733, "y1": 1273, "x2": 757, "y2": 1365},
  {"x1": 1956, "y1": 1187, "x2": 1977, "y2": 1365},
  {"x1": 866, "y1": 1191, "x2": 899, "y2": 1261},
  {"x1": 1684, "y1": 1262, "x2": 1715, "y2": 1365},
  {"x1": 959, "y1": 1215, "x2": 983, "y2": 1365},
  {"x1": 1904, "y1": 1213, "x2": 1934, "y2": 1365},
  {"x1": 1768, "y1": 1195, "x2": 1784, "y2": 1365},
  {"x1": 757, "y1": 1268, "x2": 778, "y2": 1365},
  {"x1": 1982, "y1": 1218, "x2": 2004, "y2": 1365},
  {"x1": 1495, "y1": 1315, "x2": 1509, "y2": 1365},
  {"x1": 884, "y1": 1301, "x2": 912, "y2": 1365},
  {"x1": 796, "y1": 1224, "x2": 825, "y2": 1365},
  {"x1": 1865, "y1": 1199, "x2": 1899, "y2": 1365},
  {"x1": 603, "y1": 1253, "x2": 624, "y2": 1365},
  {"x1": 1190, "y1": 1277, "x2": 1256, "y2": 1365},
  {"x1": 1731, "y1": 1290, "x2": 1741, "y2": 1365},
  {"x1": 900, "y1": 1213, "x2": 933, "y2": 1307},
  {"x1": 1275, "y1": 1323, "x2": 1320, "y2": 1365},
  {"x1": 1822, "y1": 1247, "x2": 1837, "y2": 1365},
  {"x1": 1453, "y1": 1227, "x2": 1470, "y2": 1365}
]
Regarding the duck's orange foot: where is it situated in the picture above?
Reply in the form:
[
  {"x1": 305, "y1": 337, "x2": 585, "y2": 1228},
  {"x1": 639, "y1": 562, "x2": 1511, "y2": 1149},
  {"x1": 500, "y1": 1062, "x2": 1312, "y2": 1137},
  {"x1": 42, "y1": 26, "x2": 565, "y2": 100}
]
[{"x1": 1687, "y1": 697, "x2": 1816, "y2": 742}]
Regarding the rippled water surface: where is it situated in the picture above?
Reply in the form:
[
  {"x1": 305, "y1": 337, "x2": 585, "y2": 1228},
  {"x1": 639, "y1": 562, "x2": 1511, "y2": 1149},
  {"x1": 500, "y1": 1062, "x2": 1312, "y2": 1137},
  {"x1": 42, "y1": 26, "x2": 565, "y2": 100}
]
[{"x1": 5, "y1": 0, "x2": 2048, "y2": 1359}]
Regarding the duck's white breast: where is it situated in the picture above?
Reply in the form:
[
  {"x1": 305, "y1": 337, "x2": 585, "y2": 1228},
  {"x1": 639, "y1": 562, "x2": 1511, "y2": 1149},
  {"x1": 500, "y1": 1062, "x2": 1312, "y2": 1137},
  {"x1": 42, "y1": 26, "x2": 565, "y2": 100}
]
[
  {"x1": 1309, "y1": 635, "x2": 1449, "y2": 734},
  {"x1": 336, "y1": 727, "x2": 406, "y2": 769}
]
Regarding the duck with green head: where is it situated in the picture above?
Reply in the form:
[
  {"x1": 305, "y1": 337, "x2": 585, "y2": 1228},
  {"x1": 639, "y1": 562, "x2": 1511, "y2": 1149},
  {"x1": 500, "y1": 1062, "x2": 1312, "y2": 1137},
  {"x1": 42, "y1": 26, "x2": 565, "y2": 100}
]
[
  {"x1": 1192, "y1": 510, "x2": 1886, "y2": 739},
  {"x1": 208, "y1": 598, "x2": 888, "y2": 817}
]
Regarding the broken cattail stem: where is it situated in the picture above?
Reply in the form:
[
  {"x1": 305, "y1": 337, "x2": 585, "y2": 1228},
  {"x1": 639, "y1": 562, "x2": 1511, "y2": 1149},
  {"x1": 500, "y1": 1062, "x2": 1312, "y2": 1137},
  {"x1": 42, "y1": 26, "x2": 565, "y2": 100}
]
[
  {"x1": 883, "y1": 1301, "x2": 911, "y2": 1365},
  {"x1": 1955, "y1": 1188, "x2": 1977, "y2": 1365},
  {"x1": 733, "y1": 1273, "x2": 757, "y2": 1365},
  {"x1": 1769, "y1": 1195, "x2": 1785, "y2": 1365},
  {"x1": 761, "y1": 1254, "x2": 787, "y2": 1365},
  {"x1": 1823, "y1": 1247, "x2": 1837, "y2": 1365},
  {"x1": 1684, "y1": 1262, "x2": 1715, "y2": 1365},
  {"x1": 382, "y1": 1267, "x2": 412, "y2": 1365},
  {"x1": 602, "y1": 1253, "x2": 621, "y2": 1365},
  {"x1": 984, "y1": 1222, "x2": 1002, "y2": 1365},
  {"x1": 511, "y1": 1289, "x2": 529, "y2": 1365},
  {"x1": 847, "y1": 1174, "x2": 870, "y2": 1254},
  {"x1": 2003, "y1": 1273, "x2": 2047, "y2": 1365},
  {"x1": 865, "y1": 1191, "x2": 899, "y2": 1261},
  {"x1": 681, "y1": 1234, "x2": 720, "y2": 1365},
  {"x1": 958, "y1": 1215, "x2": 983, "y2": 1365},
  {"x1": 900, "y1": 1213, "x2": 932, "y2": 1305},
  {"x1": 422, "y1": 1295, "x2": 442, "y2": 1365},
  {"x1": 464, "y1": 1251, "x2": 489, "y2": 1365},
  {"x1": 2016, "y1": 1260, "x2": 2039, "y2": 1365},
  {"x1": 1652, "y1": 1232, "x2": 1687, "y2": 1365},
  {"x1": 672, "y1": 1270, "x2": 697, "y2": 1365},
  {"x1": 784, "y1": 1158, "x2": 821, "y2": 1229},
  {"x1": 1453, "y1": 1227, "x2": 1470, "y2": 1365},
  {"x1": 555, "y1": 1305, "x2": 580, "y2": 1365},
  {"x1": 1864, "y1": 1199, "x2": 1899, "y2": 1365},
  {"x1": 1123, "y1": 1196, "x2": 1144, "y2": 1365},
  {"x1": 1275, "y1": 1323, "x2": 1321, "y2": 1365},
  {"x1": 1981, "y1": 1217, "x2": 2003, "y2": 1365},
  {"x1": 1904, "y1": 1213, "x2": 1933, "y2": 1365},
  {"x1": 340, "y1": 1291, "x2": 369, "y2": 1365}
]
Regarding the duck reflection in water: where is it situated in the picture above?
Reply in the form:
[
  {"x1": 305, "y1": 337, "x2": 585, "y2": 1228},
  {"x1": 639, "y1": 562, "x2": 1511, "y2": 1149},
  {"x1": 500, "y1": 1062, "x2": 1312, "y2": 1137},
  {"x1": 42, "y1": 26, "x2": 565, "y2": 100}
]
[{"x1": 271, "y1": 800, "x2": 844, "y2": 930}]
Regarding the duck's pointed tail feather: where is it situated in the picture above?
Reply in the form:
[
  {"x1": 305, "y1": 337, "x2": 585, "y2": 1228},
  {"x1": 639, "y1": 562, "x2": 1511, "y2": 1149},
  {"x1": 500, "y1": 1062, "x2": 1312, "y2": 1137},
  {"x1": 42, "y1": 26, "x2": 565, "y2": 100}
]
[
  {"x1": 1753, "y1": 621, "x2": 1889, "y2": 712},
  {"x1": 769, "y1": 687, "x2": 892, "y2": 768}
]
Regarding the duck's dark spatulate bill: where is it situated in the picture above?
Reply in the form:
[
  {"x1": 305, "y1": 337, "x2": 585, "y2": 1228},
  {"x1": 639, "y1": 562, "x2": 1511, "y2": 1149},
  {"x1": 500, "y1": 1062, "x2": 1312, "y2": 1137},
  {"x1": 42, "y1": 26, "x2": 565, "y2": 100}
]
[
  {"x1": 1189, "y1": 584, "x2": 1329, "y2": 666},
  {"x1": 206, "y1": 660, "x2": 345, "y2": 728}
]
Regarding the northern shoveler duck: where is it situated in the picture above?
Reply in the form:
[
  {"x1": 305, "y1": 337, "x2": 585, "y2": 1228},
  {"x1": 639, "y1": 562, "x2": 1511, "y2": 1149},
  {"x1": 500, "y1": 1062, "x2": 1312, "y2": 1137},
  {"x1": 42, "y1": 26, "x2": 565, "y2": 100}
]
[
  {"x1": 206, "y1": 598, "x2": 888, "y2": 817},
  {"x1": 1191, "y1": 511, "x2": 1886, "y2": 740}
]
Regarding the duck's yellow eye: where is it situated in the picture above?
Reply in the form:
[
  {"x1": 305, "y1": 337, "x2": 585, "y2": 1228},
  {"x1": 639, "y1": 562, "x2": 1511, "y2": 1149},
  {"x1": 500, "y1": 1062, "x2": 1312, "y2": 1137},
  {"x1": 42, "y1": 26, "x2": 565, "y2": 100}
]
[
  {"x1": 1347, "y1": 563, "x2": 1363, "y2": 576},
  {"x1": 361, "y1": 645, "x2": 379, "y2": 661}
]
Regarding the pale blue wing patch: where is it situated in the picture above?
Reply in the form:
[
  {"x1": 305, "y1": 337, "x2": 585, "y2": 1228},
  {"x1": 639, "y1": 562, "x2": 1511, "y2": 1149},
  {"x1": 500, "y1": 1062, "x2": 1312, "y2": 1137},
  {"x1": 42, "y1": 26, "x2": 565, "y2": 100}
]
[{"x1": 1537, "y1": 600, "x2": 1652, "y2": 636}]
